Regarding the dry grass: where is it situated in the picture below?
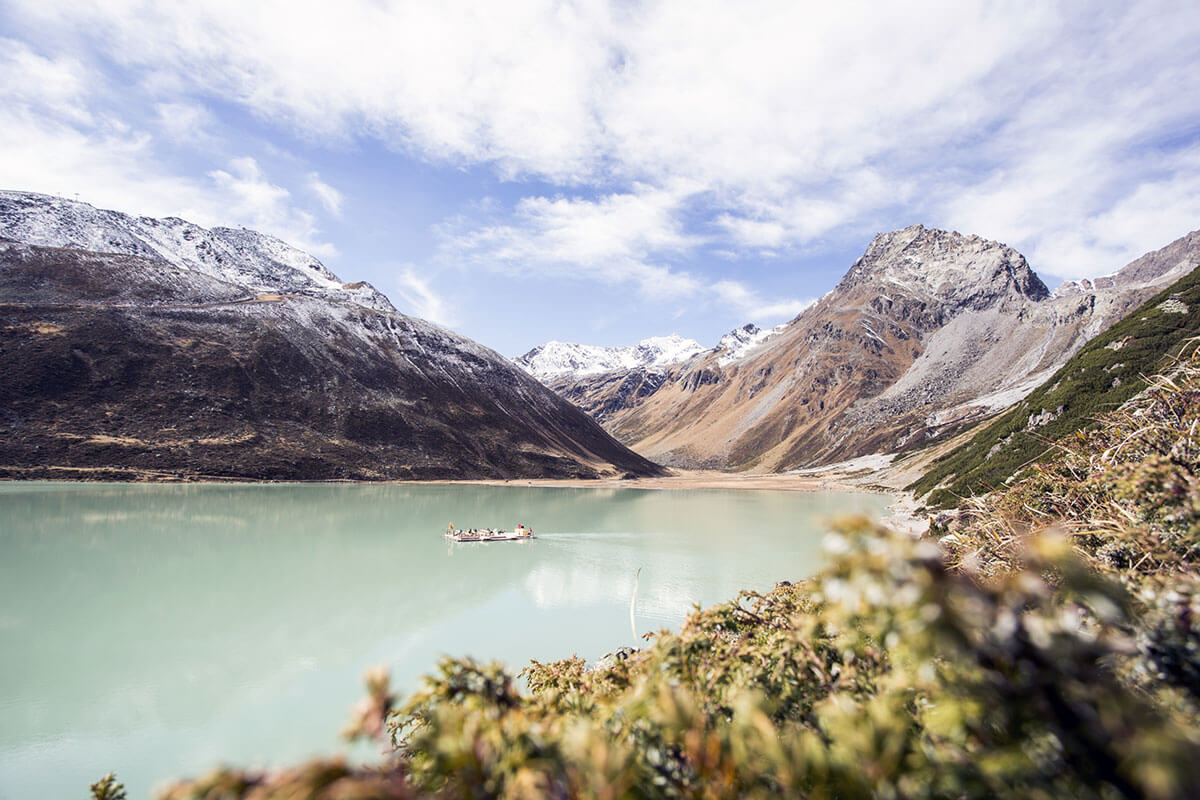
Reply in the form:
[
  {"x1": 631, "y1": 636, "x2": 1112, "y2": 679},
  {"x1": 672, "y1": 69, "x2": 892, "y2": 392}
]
[{"x1": 933, "y1": 339, "x2": 1200, "y2": 583}]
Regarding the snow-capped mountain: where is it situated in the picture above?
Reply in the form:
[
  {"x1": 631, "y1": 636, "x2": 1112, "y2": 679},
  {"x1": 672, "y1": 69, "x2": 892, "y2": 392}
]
[
  {"x1": 0, "y1": 190, "x2": 394, "y2": 313},
  {"x1": 0, "y1": 191, "x2": 662, "y2": 481},
  {"x1": 515, "y1": 334, "x2": 705, "y2": 383},
  {"x1": 715, "y1": 323, "x2": 786, "y2": 367}
]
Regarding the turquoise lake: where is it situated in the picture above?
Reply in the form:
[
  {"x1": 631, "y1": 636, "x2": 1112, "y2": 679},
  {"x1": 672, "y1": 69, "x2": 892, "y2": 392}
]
[{"x1": 0, "y1": 481, "x2": 891, "y2": 798}]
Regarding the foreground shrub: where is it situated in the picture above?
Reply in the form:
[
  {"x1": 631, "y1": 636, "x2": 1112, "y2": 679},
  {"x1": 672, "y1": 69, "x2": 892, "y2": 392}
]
[{"x1": 161, "y1": 520, "x2": 1200, "y2": 799}]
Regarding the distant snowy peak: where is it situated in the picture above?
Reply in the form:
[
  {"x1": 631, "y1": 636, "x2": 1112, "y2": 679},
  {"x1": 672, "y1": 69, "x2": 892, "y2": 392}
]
[
  {"x1": 715, "y1": 323, "x2": 786, "y2": 367},
  {"x1": 517, "y1": 324, "x2": 788, "y2": 381},
  {"x1": 632, "y1": 334, "x2": 709, "y2": 368},
  {"x1": 516, "y1": 334, "x2": 705, "y2": 382},
  {"x1": 0, "y1": 190, "x2": 394, "y2": 313}
]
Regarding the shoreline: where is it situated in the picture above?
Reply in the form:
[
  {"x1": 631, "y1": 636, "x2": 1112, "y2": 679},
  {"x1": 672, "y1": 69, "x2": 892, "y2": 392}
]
[
  {"x1": 0, "y1": 465, "x2": 884, "y2": 493},
  {"x1": 0, "y1": 466, "x2": 931, "y2": 535},
  {"x1": 429, "y1": 470, "x2": 929, "y2": 536},
  {"x1": 428, "y1": 469, "x2": 878, "y2": 493}
]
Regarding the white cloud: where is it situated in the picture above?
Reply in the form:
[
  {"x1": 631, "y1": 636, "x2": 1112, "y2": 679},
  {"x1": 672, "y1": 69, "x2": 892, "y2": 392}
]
[
  {"x1": 0, "y1": 89, "x2": 211, "y2": 222},
  {"x1": 0, "y1": 42, "x2": 338, "y2": 259},
  {"x1": 441, "y1": 185, "x2": 820, "y2": 318},
  {"x1": 306, "y1": 173, "x2": 344, "y2": 216},
  {"x1": 0, "y1": 38, "x2": 94, "y2": 125},
  {"x1": 5, "y1": 0, "x2": 1200, "y2": 281},
  {"x1": 154, "y1": 101, "x2": 218, "y2": 145},
  {"x1": 207, "y1": 157, "x2": 335, "y2": 257},
  {"x1": 712, "y1": 280, "x2": 813, "y2": 323},
  {"x1": 2, "y1": 1, "x2": 1048, "y2": 196},
  {"x1": 394, "y1": 267, "x2": 454, "y2": 326},
  {"x1": 1027, "y1": 161, "x2": 1200, "y2": 281},
  {"x1": 441, "y1": 186, "x2": 705, "y2": 299}
]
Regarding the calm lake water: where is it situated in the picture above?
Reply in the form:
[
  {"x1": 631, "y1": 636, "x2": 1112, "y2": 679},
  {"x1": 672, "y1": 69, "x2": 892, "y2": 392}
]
[{"x1": 0, "y1": 481, "x2": 891, "y2": 798}]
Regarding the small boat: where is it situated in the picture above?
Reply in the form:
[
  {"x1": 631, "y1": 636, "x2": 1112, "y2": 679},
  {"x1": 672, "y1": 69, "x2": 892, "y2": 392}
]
[{"x1": 444, "y1": 523, "x2": 535, "y2": 543}]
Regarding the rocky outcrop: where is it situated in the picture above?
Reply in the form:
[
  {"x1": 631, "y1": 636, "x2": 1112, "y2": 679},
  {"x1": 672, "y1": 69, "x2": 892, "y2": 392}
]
[
  {"x1": 0, "y1": 192, "x2": 664, "y2": 481},
  {"x1": 544, "y1": 225, "x2": 1198, "y2": 472}
]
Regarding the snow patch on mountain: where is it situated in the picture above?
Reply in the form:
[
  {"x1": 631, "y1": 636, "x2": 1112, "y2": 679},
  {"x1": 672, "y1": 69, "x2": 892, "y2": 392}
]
[
  {"x1": 0, "y1": 190, "x2": 395, "y2": 313},
  {"x1": 516, "y1": 334, "x2": 705, "y2": 383},
  {"x1": 715, "y1": 323, "x2": 786, "y2": 366}
]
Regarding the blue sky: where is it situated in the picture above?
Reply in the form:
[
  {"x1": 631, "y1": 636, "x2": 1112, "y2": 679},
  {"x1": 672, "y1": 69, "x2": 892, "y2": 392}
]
[{"x1": 2, "y1": 1, "x2": 1198, "y2": 356}]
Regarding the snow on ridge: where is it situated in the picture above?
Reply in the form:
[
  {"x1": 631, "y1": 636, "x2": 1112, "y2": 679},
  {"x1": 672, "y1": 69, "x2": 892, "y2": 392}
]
[
  {"x1": 0, "y1": 190, "x2": 394, "y2": 313},
  {"x1": 516, "y1": 334, "x2": 705, "y2": 382},
  {"x1": 519, "y1": 322, "x2": 793, "y2": 382},
  {"x1": 0, "y1": 191, "x2": 578, "y2": 418},
  {"x1": 715, "y1": 323, "x2": 786, "y2": 367}
]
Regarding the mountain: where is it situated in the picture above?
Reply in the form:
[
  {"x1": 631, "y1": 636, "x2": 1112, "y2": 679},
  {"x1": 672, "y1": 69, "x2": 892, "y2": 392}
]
[
  {"x1": 910, "y1": 252, "x2": 1200, "y2": 506},
  {"x1": 542, "y1": 225, "x2": 1196, "y2": 471},
  {"x1": 514, "y1": 334, "x2": 705, "y2": 383},
  {"x1": 714, "y1": 323, "x2": 787, "y2": 366},
  {"x1": 0, "y1": 191, "x2": 663, "y2": 481},
  {"x1": 531, "y1": 323, "x2": 784, "y2": 425}
]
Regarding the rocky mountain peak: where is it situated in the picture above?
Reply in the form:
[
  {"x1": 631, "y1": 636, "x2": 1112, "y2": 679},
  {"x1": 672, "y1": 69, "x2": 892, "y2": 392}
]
[
  {"x1": 841, "y1": 224, "x2": 1049, "y2": 311},
  {"x1": 535, "y1": 225, "x2": 1195, "y2": 475},
  {"x1": 719, "y1": 323, "x2": 760, "y2": 346}
]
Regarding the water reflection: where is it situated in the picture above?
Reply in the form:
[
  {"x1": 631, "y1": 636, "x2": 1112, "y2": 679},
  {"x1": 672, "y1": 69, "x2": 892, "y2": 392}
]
[{"x1": 0, "y1": 481, "x2": 891, "y2": 798}]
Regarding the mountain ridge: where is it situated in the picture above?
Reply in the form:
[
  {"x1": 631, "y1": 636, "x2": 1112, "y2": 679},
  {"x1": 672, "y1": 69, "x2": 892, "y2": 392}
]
[
  {"x1": 538, "y1": 225, "x2": 1196, "y2": 472},
  {"x1": 514, "y1": 334, "x2": 706, "y2": 383}
]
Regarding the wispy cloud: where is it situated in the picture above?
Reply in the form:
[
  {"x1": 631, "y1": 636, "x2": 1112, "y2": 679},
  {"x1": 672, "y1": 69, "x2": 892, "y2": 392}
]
[
  {"x1": 712, "y1": 280, "x2": 813, "y2": 323},
  {"x1": 208, "y1": 157, "x2": 335, "y2": 257},
  {"x1": 153, "y1": 101, "x2": 218, "y2": 146},
  {"x1": 306, "y1": 172, "x2": 344, "y2": 216},
  {"x1": 0, "y1": 40, "x2": 338, "y2": 258},
  {"x1": 0, "y1": 37, "x2": 95, "y2": 125},
  {"x1": 394, "y1": 267, "x2": 453, "y2": 326}
]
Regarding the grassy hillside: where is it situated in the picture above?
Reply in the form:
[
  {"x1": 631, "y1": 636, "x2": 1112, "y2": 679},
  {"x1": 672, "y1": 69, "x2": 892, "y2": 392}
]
[{"x1": 909, "y1": 264, "x2": 1200, "y2": 507}]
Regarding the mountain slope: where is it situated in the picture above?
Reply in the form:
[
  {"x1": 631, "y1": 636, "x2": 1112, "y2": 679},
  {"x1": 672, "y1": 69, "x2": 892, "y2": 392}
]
[
  {"x1": 0, "y1": 192, "x2": 663, "y2": 481},
  {"x1": 544, "y1": 225, "x2": 1195, "y2": 471},
  {"x1": 910, "y1": 255, "x2": 1200, "y2": 506}
]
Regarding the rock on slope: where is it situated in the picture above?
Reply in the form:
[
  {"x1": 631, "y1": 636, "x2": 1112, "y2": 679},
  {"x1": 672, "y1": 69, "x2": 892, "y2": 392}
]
[
  {"x1": 544, "y1": 225, "x2": 1196, "y2": 471},
  {"x1": 0, "y1": 191, "x2": 662, "y2": 481}
]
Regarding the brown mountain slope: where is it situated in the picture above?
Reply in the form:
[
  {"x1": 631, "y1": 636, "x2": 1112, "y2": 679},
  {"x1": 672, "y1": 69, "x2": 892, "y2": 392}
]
[{"x1": 550, "y1": 225, "x2": 1197, "y2": 471}]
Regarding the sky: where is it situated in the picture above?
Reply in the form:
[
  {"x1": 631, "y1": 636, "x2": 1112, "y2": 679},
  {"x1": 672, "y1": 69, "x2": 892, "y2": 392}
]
[{"x1": 1, "y1": 1, "x2": 1198, "y2": 357}]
